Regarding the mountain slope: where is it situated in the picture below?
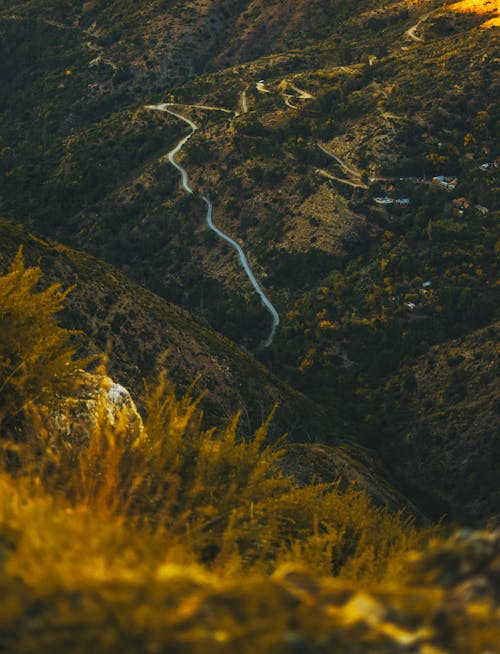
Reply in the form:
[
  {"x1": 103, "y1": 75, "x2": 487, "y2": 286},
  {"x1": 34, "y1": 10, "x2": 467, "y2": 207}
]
[
  {"x1": 0, "y1": 216, "x2": 321, "y2": 438},
  {"x1": 0, "y1": 1, "x2": 498, "y2": 523},
  {"x1": 0, "y1": 215, "x2": 423, "y2": 517},
  {"x1": 371, "y1": 322, "x2": 500, "y2": 524},
  {"x1": 1, "y1": 2, "x2": 497, "y2": 345}
]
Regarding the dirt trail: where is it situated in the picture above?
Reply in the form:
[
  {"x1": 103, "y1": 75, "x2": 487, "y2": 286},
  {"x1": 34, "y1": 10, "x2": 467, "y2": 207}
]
[
  {"x1": 405, "y1": 10, "x2": 436, "y2": 42},
  {"x1": 278, "y1": 79, "x2": 315, "y2": 109},
  {"x1": 289, "y1": 82, "x2": 315, "y2": 99},
  {"x1": 166, "y1": 103, "x2": 234, "y2": 114},
  {"x1": 316, "y1": 169, "x2": 368, "y2": 189},
  {"x1": 4, "y1": 15, "x2": 77, "y2": 30},
  {"x1": 85, "y1": 40, "x2": 117, "y2": 71},
  {"x1": 317, "y1": 142, "x2": 363, "y2": 179},
  {"x1": 239, "y1": 90, "x2": 249, "y2": 113},
  {"x1": 256, "y1": 81, "x2": 271, "y2": 94},
  {"x1": 283, "y1": 95, "x2": 299, "y2": 109}
]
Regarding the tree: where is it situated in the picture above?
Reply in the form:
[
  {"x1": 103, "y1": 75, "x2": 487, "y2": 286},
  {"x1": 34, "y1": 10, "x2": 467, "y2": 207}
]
[{"x1": 0, "y1": 249, "x2": 86, "y2": 421}]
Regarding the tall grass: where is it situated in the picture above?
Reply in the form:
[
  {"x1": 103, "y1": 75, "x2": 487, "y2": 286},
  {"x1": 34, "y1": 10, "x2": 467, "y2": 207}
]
[{"x1": 6, "y1": 251, "x2": 496, "y2": 653}]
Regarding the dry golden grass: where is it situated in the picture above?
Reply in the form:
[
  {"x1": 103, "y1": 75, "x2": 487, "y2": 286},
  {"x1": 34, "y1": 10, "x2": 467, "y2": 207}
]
[{"x1": 1, "y1": 252, "x2": 498, "y2": 652}]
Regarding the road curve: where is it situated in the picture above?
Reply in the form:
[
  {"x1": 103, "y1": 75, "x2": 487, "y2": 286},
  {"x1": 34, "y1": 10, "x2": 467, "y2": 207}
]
[
  {"x1": 317, "y1": 142, "x2": 362, "y2": 179},
  {"x1": 316, "y1": 168, "x2": 368, "y2": 189},
  {"x1": 405, "y1": 10, "x2": 434, "y2": 42},
  {"x1": 147, "y1": 103, "x2": 280, "y2": 347}
]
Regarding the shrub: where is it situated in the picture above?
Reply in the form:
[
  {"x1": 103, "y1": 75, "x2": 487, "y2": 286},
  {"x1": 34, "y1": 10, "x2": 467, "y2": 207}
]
[
  {"x1": 0, "y1": 248, "x2": 85, "y2": 421},
  {"x1": 5, "y1": 251, "x2": 481, "y2": 653}
]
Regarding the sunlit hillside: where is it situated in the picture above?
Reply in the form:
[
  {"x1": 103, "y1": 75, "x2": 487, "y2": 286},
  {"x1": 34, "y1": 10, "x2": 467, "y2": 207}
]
[{"x1": 448, "y1": 0, "x2": 500, "y2": 27}]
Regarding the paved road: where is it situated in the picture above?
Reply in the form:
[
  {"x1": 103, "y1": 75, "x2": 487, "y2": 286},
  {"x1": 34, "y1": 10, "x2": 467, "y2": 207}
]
[{"x1": 147, "y1": 103, "x2": 280, "y2": 347}]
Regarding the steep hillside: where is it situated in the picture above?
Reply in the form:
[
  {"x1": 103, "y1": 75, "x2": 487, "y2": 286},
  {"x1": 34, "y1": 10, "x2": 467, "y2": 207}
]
[
  {"x1": 0, "y1": 217, "x2": 423, "y2": 517},
  {"x1": 1, "y1": 2, "x2": 500, "y2": 648},
  {"x1": 0, "y1": 0, "x2": 380, "y2": 82},
  {"x1": 1, "y1": 0, "x2": 497, "y2": 345},
  {"x1": 369, "y1": 322, "x2": 500, "y2": 524},
  {"x1": 0, "y1": 0, "x2": 498, "y2": 522},
  {"x1": 1, "y1": 215, "x2": 421, "y2": 519},
  {"x1": 1, "y1": 253, "x2": 498, "y2": 653},
  {"x1": 0, "y1": 252, "x2": 497, "y2": 652},
  {"x1": 0, "y1": 216, "x2": 323, "y2": 439}
]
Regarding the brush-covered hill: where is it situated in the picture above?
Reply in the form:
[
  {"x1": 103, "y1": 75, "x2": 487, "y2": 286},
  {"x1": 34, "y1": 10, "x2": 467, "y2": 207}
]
[
  {"x1": 1, "y1": 2, "x2": 500, "y2": 648},
  {"x1": 0, "y1": 0, "x2": 498, "y2": 522},
  {"x1": 0, "y1": 216, "x2": 323, "y2": 439},
  {"x1": 1, "y1": 1, "x2": 497, "y2": 346},
  {"x1": 368, "y1": 321, "x2": 500, "y2": 524},
  {"x1": 0, "y1": 217, "x2": 425, "y2": 517},
  {"x1": 0, "y1": 249, "x2": 498, "y2": 653}
]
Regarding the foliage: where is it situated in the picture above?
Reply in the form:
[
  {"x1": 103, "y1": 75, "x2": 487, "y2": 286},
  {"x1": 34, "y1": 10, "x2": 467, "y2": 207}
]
[
  {"x1": 1, "y1": 0, "x2": 499, "y2": 626},
  {"x1": 0, "y1": 248, "x2": 85, "y2": 419},
  {"x1": 16, "y1": 366, "x2": 427, "y2": 580},
  {"x1": 0, "y1": 253, "x2": 498, "y2": 652}
]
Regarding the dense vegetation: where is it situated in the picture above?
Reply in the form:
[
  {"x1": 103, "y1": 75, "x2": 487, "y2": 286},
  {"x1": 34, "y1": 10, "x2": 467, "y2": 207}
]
[
  {"x1": 0, "y1": 1, "x2": 499, "y2": 648},
  {"x1": 1, "y1": 254, "x2": 499, "y2": 653}
]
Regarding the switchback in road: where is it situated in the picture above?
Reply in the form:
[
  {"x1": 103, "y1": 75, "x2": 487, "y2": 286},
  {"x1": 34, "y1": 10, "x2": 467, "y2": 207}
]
[{"x1": 146, "y1": 103, "x2": 280, "y2": 347}]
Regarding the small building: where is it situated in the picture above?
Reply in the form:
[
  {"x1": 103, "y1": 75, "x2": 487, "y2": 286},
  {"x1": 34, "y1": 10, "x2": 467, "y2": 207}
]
[
  {"x1": 405, "y1": 302, "x2": 416, "y2": 311},
  {"x1": 374, "y1": 197, "x2": 410, "y2": 207},
  {"x1": 432, "y1": 176, "x2": 458, "y2": 191},
  {"x1": 452, "y1": 197, "x2": 469, "y2": 216},
  {"x1": 422, "y1": 281, "x2": 432, "y2": 289}
]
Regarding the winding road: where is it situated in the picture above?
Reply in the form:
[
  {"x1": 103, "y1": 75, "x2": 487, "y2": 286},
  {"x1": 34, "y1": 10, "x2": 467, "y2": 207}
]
[
  {"x1": 85, "y1": 40, "x2": 117, "y2": 71},
  {"x1": 146, "y1": 103, "x2": 280, "y2": 347},
  {"x1": 316, "y1": 168, "x2": 368, "y2": 189},
  {"x1": 317, "y1": 142, "x2": 362, "y2": 179},
  {"x1": 316, "y1": 142, "x2": 369, "y2": 188},
  {"x1": 405, "y1": 10, "x2": 435, "y2": 42}
]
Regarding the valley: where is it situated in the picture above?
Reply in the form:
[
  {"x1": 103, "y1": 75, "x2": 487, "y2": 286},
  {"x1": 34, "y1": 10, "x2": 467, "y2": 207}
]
[
  {"x1": 0, "y1": 0, "x2": 498, "y2": 523},
  {"x1": 0, "y1": 2, "x2": 499, "y2": 649}
]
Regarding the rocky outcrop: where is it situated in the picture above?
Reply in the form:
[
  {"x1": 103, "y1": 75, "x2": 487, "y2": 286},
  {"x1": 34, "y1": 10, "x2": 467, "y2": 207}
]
[{"x1": 50, "y1": 371, "x2": 144, "y2": 445}]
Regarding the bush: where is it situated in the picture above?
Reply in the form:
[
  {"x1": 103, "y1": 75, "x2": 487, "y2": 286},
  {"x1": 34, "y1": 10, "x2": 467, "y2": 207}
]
[
  {"x1": 10, "y1": 252, "x2": 498, "y2": 653},
  {"x1": 0, "y1": 248, "x2": 85, "y2": 421}
]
